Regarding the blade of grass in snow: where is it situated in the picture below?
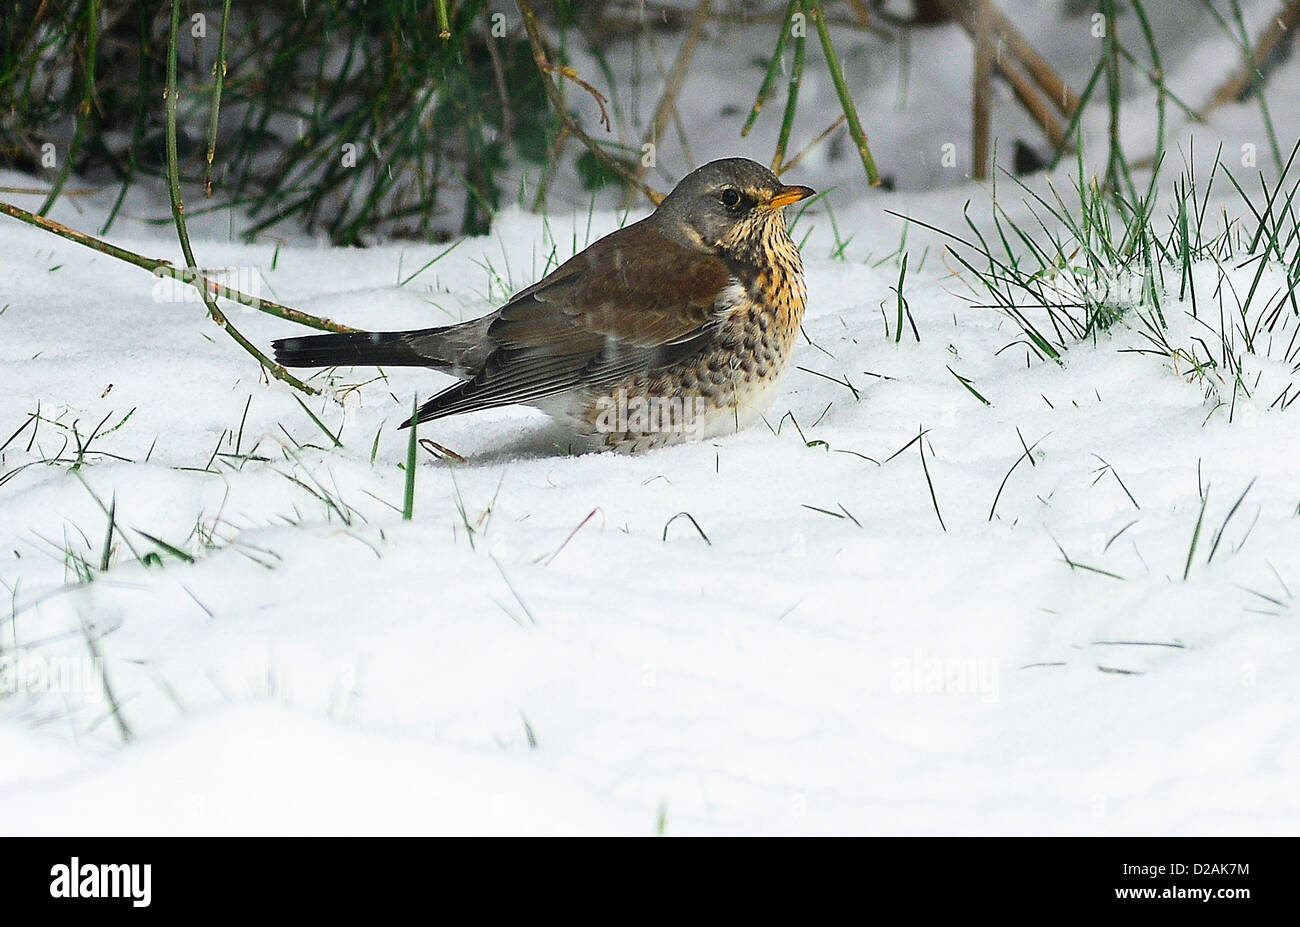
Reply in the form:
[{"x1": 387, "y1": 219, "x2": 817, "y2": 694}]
[
  {"x1": 293, "y1": 395, "x2": 343, "y2": 448},
  {"x1": 947, "y1": 366, "x2": 992, "y2": 405},
  {"x1": 403, "y1": 396, "x2": 418, "y2": 521},
  {"x1": 1183, "y1": 489, "x2": 1210, "y2": 580}
]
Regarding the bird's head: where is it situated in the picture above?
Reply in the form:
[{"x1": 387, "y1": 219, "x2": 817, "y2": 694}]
[{"x1": 651, "y1": 158, "x2": 815, "y2": 263}]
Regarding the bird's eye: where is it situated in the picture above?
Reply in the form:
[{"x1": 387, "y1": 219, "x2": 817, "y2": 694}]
[{"x1": 719, "y1": 188, "x2": 741, "y2": 208}]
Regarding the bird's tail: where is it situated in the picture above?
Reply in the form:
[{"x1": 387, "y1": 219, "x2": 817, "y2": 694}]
[
  {"x1": 272, "y1": 317, "x2": 493, "y2": 372},
  {"x1": 272, "y1": 330, "x2": 435, "y2": 368}
]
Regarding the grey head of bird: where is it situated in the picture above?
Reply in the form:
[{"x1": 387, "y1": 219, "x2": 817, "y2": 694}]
[{"x1": 649, "y1": 157, "x2": 815, "y2": 262}]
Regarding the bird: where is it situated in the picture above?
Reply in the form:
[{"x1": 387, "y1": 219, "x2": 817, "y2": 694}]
[{"x1": 272, "y1": 157, "x2": 814, "y2": 453}]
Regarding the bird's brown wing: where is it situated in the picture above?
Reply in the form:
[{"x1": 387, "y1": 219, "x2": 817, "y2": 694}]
[{"x1": 413, "y1": 218, "x2": 732, "y2": 423}]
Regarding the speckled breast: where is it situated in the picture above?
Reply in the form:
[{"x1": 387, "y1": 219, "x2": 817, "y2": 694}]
[{"x1": 583, "y1": 223, "x2": 807, "y2": 452}]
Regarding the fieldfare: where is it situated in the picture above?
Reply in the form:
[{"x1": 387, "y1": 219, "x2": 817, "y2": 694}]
[{"x1": 272, "y1": 158, "x2": 814, "y2": 453}]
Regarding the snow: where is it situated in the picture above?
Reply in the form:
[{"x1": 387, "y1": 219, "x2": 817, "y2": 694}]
[{"x1": 2, "y1": 1, "x2": 1299, "y2": 835}]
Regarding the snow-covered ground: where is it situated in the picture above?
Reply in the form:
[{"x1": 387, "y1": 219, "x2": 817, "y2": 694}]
[{"x1": 2, "y1": 1, "x2": 1298, "y2": 834}]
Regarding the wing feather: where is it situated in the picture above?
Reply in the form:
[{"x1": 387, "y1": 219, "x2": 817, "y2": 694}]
[{"x1": 413, "y1": 218, "x2": 731, "y2": 423}]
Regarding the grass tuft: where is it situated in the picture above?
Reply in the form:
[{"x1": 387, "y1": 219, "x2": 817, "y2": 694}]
[{"x1": 402, "y1": 396, "x2": 419, "y2": 521}]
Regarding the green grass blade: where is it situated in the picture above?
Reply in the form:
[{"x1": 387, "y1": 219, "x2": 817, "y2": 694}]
[{"x1": 403, "y1": 396, "x2": 418, "y2": 521}]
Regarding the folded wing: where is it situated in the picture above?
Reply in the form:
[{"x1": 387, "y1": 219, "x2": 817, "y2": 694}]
[{"x1": 410, "y1": 217, "x2": 732, "y2": 425}]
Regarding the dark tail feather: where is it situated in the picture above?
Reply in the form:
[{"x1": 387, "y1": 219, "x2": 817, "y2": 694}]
[
  {"x1": 272, "y1": 330, "x2": 439, "y2": 369},
  {"x1": 400, "y1": 380, "x2": 474, "y2": 429}
]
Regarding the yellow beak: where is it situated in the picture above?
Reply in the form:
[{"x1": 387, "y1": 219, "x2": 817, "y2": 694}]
[{"x1": 764, "y1": 185, "x2": 816, "y2": 210}]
